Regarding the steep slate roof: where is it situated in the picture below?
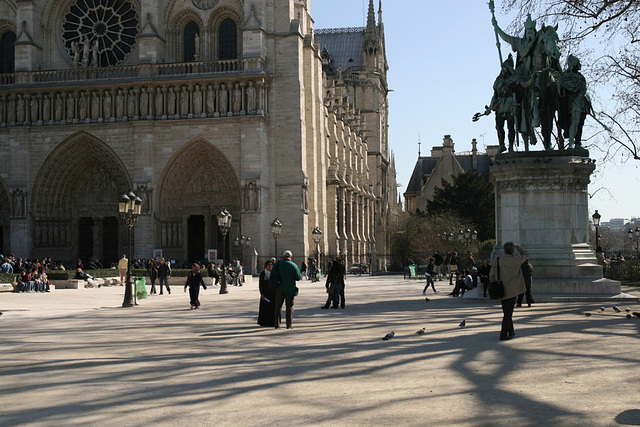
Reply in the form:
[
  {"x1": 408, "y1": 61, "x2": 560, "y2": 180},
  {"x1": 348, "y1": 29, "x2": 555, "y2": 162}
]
[
  {"x1": 315, "y1": 27, "x2": 365, "y2": 71},
  {"x1": 405, "y1": 153, "x2": 492, "y2": 195}
]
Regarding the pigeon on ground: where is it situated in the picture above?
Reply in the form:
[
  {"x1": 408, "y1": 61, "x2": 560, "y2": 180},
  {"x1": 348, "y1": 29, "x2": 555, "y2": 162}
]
[
  {"x1": 600, "y1": 307, "x2": 606, "y2": 312},
  {"x1": 625, "y1": 308, "x2": 631, "y2": 313},
  {"x1": 627, "y1": 314, "x2": 632, "y2": 319},
  {"x1": 415, "y1": 328, "x2": 426, "y2": 336},
  {"x1": 584, "y1": 312, "x2": 592, "y2": 317},
  {"x1": 382, "y1": 332, "x2": 395, "y2": 341},
  {"x1": 425, "y1": 297, "x2": 430, "y2": 302},
  {"x1": 458, "y1": 320, "x2": 466, "y2": 328},
  {"x1": 613, "y1": 306, "x2": 622, "y2": 313},
  {"x1": 633, "y1": 312, "x2": 640, "y2": 318}
]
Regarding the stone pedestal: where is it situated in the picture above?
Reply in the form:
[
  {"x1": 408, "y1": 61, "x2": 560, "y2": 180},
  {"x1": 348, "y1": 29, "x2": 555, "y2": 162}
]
[{"x1": 491, "y1": 150, "x2": 621, "y2": 296}]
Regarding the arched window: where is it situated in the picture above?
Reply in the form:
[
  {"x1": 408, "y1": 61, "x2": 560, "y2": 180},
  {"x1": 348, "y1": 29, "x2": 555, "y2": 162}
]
[
  {"x1": 183, "y1": 21, "x2": 200, "y2": 62},
  {"x1": 0, "y1": 31, "x2": 16, "y2": 74},
  {"x1": 218, "y1": 19, "x2": 237, "y2": 60}
]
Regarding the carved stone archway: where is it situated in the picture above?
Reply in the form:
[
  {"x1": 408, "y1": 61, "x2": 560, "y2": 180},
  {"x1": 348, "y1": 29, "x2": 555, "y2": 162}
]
[
  {"x1": 31, "y1": 131, "x2": 131, "y2": 262},
  {"x1": 157, "y1": 138, "x2": 241, "y2": 261},
  {"x1": 0, "y1": 177, "x2": 9, "y2": 254}
]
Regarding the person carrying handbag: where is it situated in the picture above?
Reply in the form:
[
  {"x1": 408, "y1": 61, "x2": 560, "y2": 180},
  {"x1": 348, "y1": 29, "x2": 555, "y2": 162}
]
[{"x1": 490, "y1": 242, "x2": 527, "y2": 341}]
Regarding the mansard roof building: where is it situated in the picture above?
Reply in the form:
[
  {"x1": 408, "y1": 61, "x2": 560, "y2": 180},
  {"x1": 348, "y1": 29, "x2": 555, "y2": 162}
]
[
  {"x1": 0, "y1": 0, "x2": 397, "y2": 272},
  {"x1": 404, "y1": 135, "x2": 499, "y2": 213}
]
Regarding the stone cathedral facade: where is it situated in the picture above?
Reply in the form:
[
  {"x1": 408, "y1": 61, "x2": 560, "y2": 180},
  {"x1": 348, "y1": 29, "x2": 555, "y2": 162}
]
[{"x1": 0, "y1": 0, "x2": 397, "y2": 271}]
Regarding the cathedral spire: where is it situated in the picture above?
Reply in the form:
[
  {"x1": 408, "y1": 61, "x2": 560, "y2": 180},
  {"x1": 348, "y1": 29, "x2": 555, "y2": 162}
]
[{"x1": 366, "y1": 0, "x2": 376, "y2": 33}]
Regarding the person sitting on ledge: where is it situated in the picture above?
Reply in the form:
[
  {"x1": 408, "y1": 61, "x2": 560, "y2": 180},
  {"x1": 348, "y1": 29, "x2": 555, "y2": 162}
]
[{"x1": 74, "y1": 267, "x2": 100, "y2": 288}]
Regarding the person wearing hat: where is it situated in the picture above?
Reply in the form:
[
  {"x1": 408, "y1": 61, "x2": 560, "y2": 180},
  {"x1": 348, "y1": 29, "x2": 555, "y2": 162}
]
[{"x1": 269, "y1": 250, "x2": 302, "y2": 329}]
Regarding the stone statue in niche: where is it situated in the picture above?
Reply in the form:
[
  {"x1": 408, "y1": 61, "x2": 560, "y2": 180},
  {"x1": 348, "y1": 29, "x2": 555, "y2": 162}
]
[
  {"x1": 167, "y1": 87, "x2": 176, "y2": 116},
  {"x1": 206, "y1": 85, "x2": 215, "y2": 114},
  {"x1": 78, "y1": 92, "x2": 87, "y2": 120},
  {"x1": 7, "y1": 94, "x2": 15, "y2": 123},
  {"x1": 103, "y1": 90, "x2": 112, "y2": 118},
  {"x1": 136, "y1": 184, "x2": 151, "y2": 213},
  {"x1": 219, "y1": 84, "x2": 228, "y2": 114},
  {"x1": 82, "y1": 35, "x2": 90, "y2": 68},
  {"x1": 30, "y1": 95, "x2": 38, "y2": 122},
  {"x1": 246, "y1": 81, "x2": 256, "y2": 112},
  {"x1": 180, "y1": 86, "x2": 189, "y2": 116},
  {"x1": 193, "y1": 85, "x2": 202, "y2": 115},
  {"x1": 233, "y1": 83, "x2": 242, "y2": 112},
  {"x1": 67, "y1": 93, "x2": 75, "y2": 121},
  {"x1": 155, "y1": 87, "x2": 164, "y2": 117},
  {"x1": 140, "y1": 87, "x2": 149, "y2": 116},
  {"x1": 72, "y1": 41, "x2": 81, "y2": 68},
  {"x1": 54, "y1": 93, "x2": 63, "y2": 121},
  {"x1": 16, "y1": 94, "x2": 25, "y2": 123},
  {"x1": 42, "y1": 94, "x2": 51, "y2": 121},
  {"x1": 244, "y1": 181, "x2": 259, "y2": 211},
  {"x1": 91, "y1": 39, "x2": 99, "y2": 67},
  {"x1": 116, "y1": 89, "x2": 125, "y2": 118},
  {"x1": 91, "y1": 91, "x2": 100, "y2": 120},
  {"x1": 301, "y1": 176, "x2": 309, "y2": 212},
  {"x1": 12, "y1": 188, "x2": 26, "y2": 218},
  {"x1": 127, "y1": 89, "x2": 136, "y2": 117}
]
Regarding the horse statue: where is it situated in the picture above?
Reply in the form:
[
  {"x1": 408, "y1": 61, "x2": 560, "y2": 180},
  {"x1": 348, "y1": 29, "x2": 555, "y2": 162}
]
[{"x1": 532, "y1": 24, "x2": 562, "y2": 151}]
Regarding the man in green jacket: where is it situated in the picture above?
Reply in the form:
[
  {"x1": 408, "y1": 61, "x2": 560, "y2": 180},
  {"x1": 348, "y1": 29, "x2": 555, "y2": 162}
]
[{"x1": 270, "y1": 250, "x2": 302, "y2": 329}]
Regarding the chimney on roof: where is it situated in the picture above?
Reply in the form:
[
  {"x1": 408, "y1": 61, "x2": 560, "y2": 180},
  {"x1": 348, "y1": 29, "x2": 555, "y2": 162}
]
[{"x1": 472, "y1": 138, "x2": 478, "y2": 171}]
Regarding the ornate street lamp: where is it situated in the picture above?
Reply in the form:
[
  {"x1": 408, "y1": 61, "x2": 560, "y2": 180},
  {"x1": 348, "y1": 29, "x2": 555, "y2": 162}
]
[
  {"x1": 118, "y1": 190, "x2": 142, "y2": 308},
  {"x1": 592, "y1": 210, "x2": 601, "y2": 251},
  {"x1": 234, "y1": 235, "x2": 251, "y2": 265},
  {"x1": 628, "y1": 226, "x2": 640, "y2": 260},
  {"x1": 271, "y1": 218, "x2": 282, "y2": 257},
  {"x1": 312, "y1": 226, "x2": 322, "y2": 272},
  {"x1": 216, "y1": 208, "x2": 232, "y2": 294}
]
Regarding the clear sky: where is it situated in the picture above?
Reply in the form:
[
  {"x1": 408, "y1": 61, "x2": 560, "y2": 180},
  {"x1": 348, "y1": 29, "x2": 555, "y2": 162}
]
[{"x1": 310, "y1": 0, "x2": 639, "y2": 223}]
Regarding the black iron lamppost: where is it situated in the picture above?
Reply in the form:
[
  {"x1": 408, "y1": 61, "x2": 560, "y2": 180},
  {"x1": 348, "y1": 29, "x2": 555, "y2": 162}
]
[
  {"x1": 628, "y1": 226, "x2": 640, "y2": 260},
  {"x1": 592, "y1": 210, "x2": 601, "y2": 251},
  {"x1": 234, "y1": 235, "x2": 251, "y2": 265},
  {"x1": 271, "y1": 218, "x2": 282, "y2": 257},
  {"x1": 312, "y1": 226, "x2": 322, "y2": 272},
  {"x1": 118, "y1": 191, "x2": 142, "y2": 308},
  {"x1": 458, "y1": 228, "x2": 478, "y2": 253},
  {"x1": 216, "y1": 208, "x2": 232, "y2": 294}
]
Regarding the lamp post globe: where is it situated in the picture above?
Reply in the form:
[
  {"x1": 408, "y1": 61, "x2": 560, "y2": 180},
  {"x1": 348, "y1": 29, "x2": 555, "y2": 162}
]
[
  {"x1": 119, "y1": 190, "x2": 141, "y2": 308},
  {"x1": 216, "y1": 208, "x2": 232, "y2": 294},
  {"x1": 312, "y1": 226, "x2": 323, "y2": 272},
  {"x1": 271, "y1": 218, "x2": 282, "y2": 257},
  {"x1": 592, "y1": 210, "x2": 601, "y2": 251}
]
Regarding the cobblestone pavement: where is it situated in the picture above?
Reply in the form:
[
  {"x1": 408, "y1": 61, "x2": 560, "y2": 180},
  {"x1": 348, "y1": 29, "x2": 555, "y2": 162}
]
[{"x1": 1, "y1": 276, "x2": 640, "y2": 426}]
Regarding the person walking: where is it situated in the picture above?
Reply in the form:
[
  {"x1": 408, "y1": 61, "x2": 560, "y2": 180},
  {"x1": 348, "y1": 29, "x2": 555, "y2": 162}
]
[
  {"x1": 322, "y1": 258, "x2": 346, "y2": 309},
  {"x1": 433, "y1": 250, "x2": 444, "y2": 280},
  {"x1": 184, "y1": 263, "x2": 207, "y2": 309},
  {"x1": 422, "y1": 257, "x2": 437, "y2": 294},
  {"x1": 117, "y1": 254, "x2": 128, "y2": 286},
  {"x1": 269, "y1": 250, "x2": 302, "y2": 329},
  {"x1": 516, "y1": 260, "x2": 534, "y2": 307},
  {"x1": 148, "y1": 259, "x2": 158, "y2": 294},
  {"x1": 478, "y1": 258, "x2": 491, "y2": 297},
  {"x1": 158, "y1": 258, "x2": 171, "y2": 295},
  {"x1": 490, "y1": 242, "x2": 528, "y2": 341},
  {"x1": 257, "y1": 260, "x2": 276, "y2": 326}
]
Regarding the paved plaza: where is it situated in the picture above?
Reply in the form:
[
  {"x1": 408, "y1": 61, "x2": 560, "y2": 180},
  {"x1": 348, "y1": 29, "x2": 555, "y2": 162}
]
[{"x1": 1, "y1": 275, "x2": 640, "y2": 426}]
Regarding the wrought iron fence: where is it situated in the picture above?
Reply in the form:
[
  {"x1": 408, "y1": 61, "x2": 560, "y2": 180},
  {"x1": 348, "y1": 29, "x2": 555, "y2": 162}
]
[{"x1": 604, "y1": 261, "x2": 640, "y2": 283}]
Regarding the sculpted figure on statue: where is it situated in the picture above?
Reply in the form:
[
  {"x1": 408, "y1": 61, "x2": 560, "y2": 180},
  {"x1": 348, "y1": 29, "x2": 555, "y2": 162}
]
[{"x1": 475, "y1": 5, "x2": 601, "y2": 154}]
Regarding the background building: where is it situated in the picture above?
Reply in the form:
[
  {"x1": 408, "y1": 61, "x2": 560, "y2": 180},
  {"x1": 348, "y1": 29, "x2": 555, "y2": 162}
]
[
  {"x1": 0, "y1": 0, "x2": 397, "y2": 272},
  {"x1": 403, "y1": 135, "x2": 498, "y2": 213}
]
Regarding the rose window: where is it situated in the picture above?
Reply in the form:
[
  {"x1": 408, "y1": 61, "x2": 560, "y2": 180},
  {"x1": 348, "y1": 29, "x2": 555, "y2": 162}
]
[{"x1": 63, "y1": 0, "x2": 139, "y2": 67}]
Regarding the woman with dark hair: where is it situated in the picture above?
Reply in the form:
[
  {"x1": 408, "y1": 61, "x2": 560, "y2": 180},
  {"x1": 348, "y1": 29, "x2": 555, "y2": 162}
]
[
  {"x1": 184, "y1": 263, "x2": 207, "y2": 309},
  {"x1": 257, "y1": 260, "x2": 276, "y2": 326},
  {"x1": 148, "y1": 259, "x2": 158, "y2": 294},
  {"x1": 322, "y1": 258, "x2": 346, "y2": 309}
]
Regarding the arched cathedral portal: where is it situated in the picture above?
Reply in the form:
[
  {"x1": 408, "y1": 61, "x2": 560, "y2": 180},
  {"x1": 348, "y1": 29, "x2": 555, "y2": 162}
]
[
  {"x1": 31, "y1": 132, "x2": 131, "y2": 265},
  {"x1": 158, "y1": 138, "x2": 241, "y2": 263}
]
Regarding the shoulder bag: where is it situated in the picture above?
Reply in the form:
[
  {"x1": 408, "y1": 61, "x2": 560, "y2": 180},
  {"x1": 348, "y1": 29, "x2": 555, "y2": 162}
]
[{"x1": 488, "y1": 257, "x2": 505, "y2": 300}]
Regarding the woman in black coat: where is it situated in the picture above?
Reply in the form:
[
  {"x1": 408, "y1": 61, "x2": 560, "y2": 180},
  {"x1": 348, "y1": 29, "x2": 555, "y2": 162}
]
[
  {"x1": 148, "y1": 259, "x2": 158, "y2": 294},
  {"x1": 257, "y1": 260, "x2": 276, "y2": 326},
  {"x1": 184, "y1": 263, "x2": 207, "y2": 309}
]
